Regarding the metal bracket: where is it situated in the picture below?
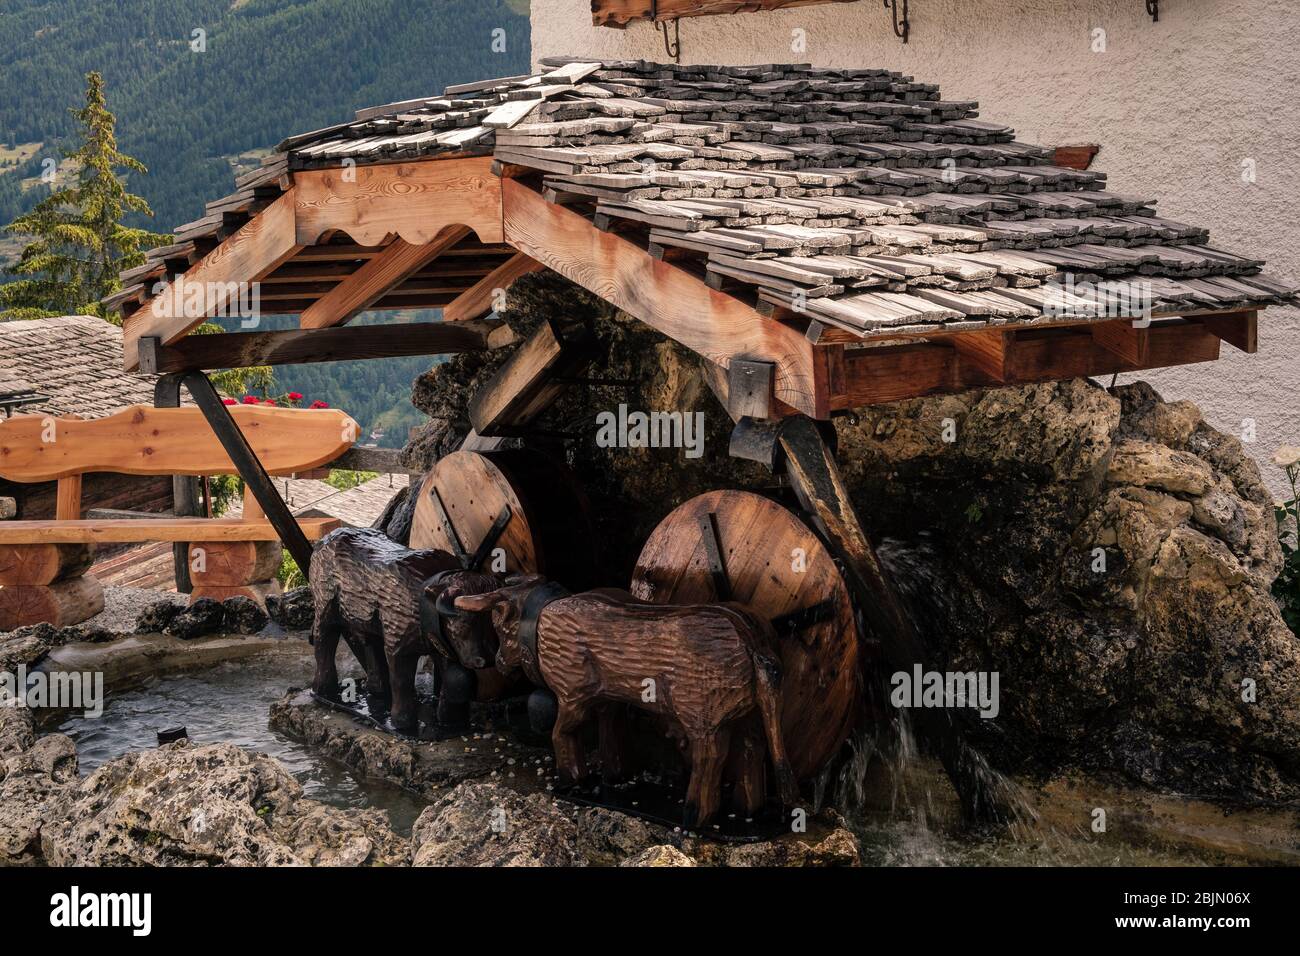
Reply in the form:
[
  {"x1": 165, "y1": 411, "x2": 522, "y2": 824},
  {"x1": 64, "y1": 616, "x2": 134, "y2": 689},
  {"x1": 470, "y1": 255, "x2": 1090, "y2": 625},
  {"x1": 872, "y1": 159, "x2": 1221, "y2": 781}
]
[
  {"x1": 698, "y1": 511, "x2": 732, "y2": 602},
  {"x1": 429, "y1": 486, "x2": 469, "y2": 564},
  {"x1": 468, "y1": 504, "x2": 513, "y2": 572},
  {"x1": 769, "y1": 598, "x2": 837, "y2": 639},
  {"x1": 884, "y1": 0, "x2": 909, "y2": 43},
  {"x1": 1145, "y1": 0, "x2": 1159, "y2": 22}
]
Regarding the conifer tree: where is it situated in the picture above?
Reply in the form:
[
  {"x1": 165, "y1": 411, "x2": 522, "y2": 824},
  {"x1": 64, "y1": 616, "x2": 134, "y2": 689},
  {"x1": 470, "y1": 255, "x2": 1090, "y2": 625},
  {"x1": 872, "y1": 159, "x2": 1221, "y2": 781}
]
[{"x1": 0, "y1": 72, "x2": 168, "y2": 321}]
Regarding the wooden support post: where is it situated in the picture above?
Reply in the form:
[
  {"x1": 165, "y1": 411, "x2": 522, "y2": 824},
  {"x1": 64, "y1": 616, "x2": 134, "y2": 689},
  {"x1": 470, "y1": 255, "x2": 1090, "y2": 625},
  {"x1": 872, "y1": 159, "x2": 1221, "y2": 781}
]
[
  {"x1": 179, "y1": 371, "x2": 315, "y2": 574},
  {"x1": 55, "y1": 475, "x2": 82, "y2": 521},
  {"x1": 775, "y1": 415, "x2": 1017, "y2": 824},
  {"x1": 1089, "y1": 319, "x2": 1150, "y2": 366},
  {"x1": 441, "y1": 252, "x2": 545, "y2": 323},
  {"x1": 155, "y1": 373, "x2": 202, "y2": 593},
  {"x1": 949, "y1": 329, "x2": 1012, "y2": 383},
  {"x1": 1198, "y1": 310, "x2": 1258, "y2": 353},
  {"x1": 726, "y1": 360, "x2": 775, "y2": 420}
]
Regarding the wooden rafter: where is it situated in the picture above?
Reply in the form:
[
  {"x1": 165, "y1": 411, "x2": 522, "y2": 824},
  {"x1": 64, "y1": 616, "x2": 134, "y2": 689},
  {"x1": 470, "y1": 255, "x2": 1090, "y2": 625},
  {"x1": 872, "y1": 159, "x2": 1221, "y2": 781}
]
[
  {"x1": 501, "y1": 177, "x2": 821, "y2": 417},
  {"x1": 299, "y1": 226, "x2": 471, "y2": 329},
  {"x1": 122, "y1": 189, "x2": 302, "y2": 370},
  {"x1": 442, "y1": 252, "x2": 545, "y2": 323}
]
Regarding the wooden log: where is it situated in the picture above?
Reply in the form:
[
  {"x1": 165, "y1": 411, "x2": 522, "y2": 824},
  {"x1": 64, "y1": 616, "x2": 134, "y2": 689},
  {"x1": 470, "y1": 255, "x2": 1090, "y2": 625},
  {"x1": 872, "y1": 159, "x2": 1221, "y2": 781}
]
[
  {"x1": 189, "y1": 579, "x2": 281, "y2": 608},
  {"x1": 56, "y1": 475, "x2": 82, "y2": 521},
  {"x1": 0, "y1": 543, "x2": 95, "y2": 585},
  {"x1": 188, "y1": 540, "x2": 283, "y2": 586},
  {"x1": 0, "y1": 517, "x2": 339, "y2": 545},
  {"x1": 0, "y1": 574, "x2": 105, "y2": 629}
]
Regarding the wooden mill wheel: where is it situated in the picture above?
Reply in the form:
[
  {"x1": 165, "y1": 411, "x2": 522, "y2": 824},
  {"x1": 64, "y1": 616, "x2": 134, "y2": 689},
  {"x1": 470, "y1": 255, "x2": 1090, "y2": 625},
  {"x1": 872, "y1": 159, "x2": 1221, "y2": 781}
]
[
  {"x1": 411, "y1": 448, "x2": 599, "y2": 589},
  {"x1": 631, "y1": 490, "x2": 859, "y2": 781}
]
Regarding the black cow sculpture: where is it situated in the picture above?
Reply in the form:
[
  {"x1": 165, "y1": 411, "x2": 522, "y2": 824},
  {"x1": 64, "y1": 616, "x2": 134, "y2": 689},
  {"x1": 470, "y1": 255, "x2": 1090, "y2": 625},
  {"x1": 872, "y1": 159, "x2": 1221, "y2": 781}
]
[{"x1": 309, "y1": 527, "x2": 502, "y2": 732}]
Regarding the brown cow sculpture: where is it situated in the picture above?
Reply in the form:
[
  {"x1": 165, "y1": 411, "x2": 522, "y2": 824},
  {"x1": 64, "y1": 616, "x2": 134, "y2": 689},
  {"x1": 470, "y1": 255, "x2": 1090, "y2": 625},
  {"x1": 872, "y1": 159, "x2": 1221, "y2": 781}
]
[
  {"x1": 310, "y1": 527, "x2": 502, "y2": 732},
  {"x1": 455, "y1": 580, "x2": 799, "y2": 827}
]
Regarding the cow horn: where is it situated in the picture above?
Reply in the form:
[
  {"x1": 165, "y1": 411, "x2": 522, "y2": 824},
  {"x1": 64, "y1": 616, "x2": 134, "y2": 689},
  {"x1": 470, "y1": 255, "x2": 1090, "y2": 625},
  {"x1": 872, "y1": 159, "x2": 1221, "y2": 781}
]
[{"x1": 453, "y1": 591, "x2": 505, "y2": 612}]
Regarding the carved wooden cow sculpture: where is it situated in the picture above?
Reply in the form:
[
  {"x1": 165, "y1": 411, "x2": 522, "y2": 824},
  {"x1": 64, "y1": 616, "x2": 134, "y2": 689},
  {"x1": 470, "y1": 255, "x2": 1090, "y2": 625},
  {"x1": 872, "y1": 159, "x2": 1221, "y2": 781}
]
[
  {"x1": 456, "y1": 582, "x2": 799, "y2": 827},
  {"x1": 310, "y1": 527, "x2": 501, "y2": 731}
]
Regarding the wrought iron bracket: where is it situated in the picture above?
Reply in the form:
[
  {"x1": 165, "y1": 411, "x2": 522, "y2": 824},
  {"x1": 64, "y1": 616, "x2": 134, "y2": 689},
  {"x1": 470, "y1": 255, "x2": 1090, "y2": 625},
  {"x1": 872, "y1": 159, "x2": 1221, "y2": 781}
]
[
  {"x1": 1145, "y1": 0, "x2": 1159, "y2": 22},
  {"x1": 884, "y1": 0, "x2": 909, "y2": 43}
]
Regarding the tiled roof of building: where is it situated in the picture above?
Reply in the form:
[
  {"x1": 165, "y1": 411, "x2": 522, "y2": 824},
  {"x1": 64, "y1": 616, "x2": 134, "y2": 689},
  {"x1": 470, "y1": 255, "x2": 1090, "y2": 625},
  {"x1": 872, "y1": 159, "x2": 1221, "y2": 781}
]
[
  {"x1": 119, "y1": 58, "x2": 1295, "y2": 339},
  {"x1": 296, "y1": 472, "x2": 411, "y2": 528},
  {"x1": 0, "y1": 316, "x2": 160, "y2": 418}
]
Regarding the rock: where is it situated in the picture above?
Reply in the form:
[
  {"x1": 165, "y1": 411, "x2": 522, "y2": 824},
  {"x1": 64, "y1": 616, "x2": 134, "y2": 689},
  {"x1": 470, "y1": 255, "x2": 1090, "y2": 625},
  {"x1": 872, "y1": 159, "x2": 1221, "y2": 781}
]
[
  {"x1": 722, "y1": 828, "x2": 862, "y2": 867},
  {"x1": 269, "y1": 690, "x2": 535, "y2": 797},
  {"x1": 222, "y1": 596, "x2": 269, "y2": 634},
  {"x1": 373, "y1": 484, "x2": 416, "y2": 546},
  {"x1": 0, "y1": 623, "x2": 63, "y2": 671},
  {"x1": 164, "y1": 599, "x2": 226, "y2": 640},
  {"x1": 0, "y1": 496, "x2": 16, "y2": 520},
  {"x1": 576, "y1": 806, "x2": 675, "y2": 866},
  {"x1": 40, "y1": 740, "x2": 406, "y2": 866},
  {"x1": 1107, "y1": 439, "x2": 1217, "y2": 496},
  {"x1": 621, "y1": 844, "x2": 695, "y2": 867},
  {"x1": 411, "y1": 781, "x2": 581, "y2": 866},
  {"x1": 0, "y1": 732, "x2": 77, "y2": 865},
  {"x1": 0, "y1": 706, "x2": 35, "y2": 758},
  {"x1": 267, "y1": 587, "x2": 313, "y2": 632},
  {"x1": 135, "y1": 599, "x2": 181, "y2": 634}
]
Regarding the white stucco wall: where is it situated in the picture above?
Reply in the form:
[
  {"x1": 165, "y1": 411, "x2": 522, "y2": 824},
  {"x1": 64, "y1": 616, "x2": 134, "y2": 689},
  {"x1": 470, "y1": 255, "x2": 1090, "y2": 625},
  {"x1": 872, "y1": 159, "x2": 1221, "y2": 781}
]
[{"x1": 531, "y1": 0, "x2": 1300, "y2": 497}]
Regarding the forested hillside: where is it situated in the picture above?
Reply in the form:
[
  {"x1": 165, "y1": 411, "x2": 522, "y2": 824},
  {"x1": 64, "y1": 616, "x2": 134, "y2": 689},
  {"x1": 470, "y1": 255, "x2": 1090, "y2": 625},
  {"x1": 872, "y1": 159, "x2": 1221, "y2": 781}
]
[{"x1": 0, "y1": 0, "x2": 531, "y2": 445}]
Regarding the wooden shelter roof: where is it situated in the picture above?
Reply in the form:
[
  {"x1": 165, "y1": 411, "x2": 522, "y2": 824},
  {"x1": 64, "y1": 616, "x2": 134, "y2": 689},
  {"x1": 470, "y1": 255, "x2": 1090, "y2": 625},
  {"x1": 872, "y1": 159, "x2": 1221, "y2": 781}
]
[{"x1": 109, "y1": 58, "x2": 1294, "y2": 418}]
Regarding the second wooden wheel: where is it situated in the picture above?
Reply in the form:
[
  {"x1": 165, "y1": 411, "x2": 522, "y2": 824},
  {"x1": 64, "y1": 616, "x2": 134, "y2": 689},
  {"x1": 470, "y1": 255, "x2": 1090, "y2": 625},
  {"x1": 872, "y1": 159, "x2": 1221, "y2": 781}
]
[
  {"x1": 410, "y1": 448, "x2": 598, "y2": 589},
  {"x1": 631, "y1": 490, "x2": 859, "y2": 780}
]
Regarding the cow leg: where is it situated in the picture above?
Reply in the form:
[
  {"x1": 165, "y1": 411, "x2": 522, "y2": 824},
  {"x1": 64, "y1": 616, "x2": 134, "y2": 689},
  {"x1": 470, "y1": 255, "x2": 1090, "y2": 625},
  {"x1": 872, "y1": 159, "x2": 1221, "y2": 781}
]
[
  {"x1": 363, "y1": 633, "x2": 392, "y2": 718},
  {"x1": 731, "y1": 727, "x2": 767, "y2": 817},
  {"x1": 311, "y1": 596, "x2": 342, "y2": 700},
  {"x1": 387, "y1": 639, "x2": 422, "y2": 734},
  {"x1": 597, "y1": 705, "x2": 628, "y2": 784},
  {"x1": 684, "y1": 726, "x2": 730, "y2": 830},
  {"x1": 551, "y1": 698, "x2": 594, "y2": 786}
]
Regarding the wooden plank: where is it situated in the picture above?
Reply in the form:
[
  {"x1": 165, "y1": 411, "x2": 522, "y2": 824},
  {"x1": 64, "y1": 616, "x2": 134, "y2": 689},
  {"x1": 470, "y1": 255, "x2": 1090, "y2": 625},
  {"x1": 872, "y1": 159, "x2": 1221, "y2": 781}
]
[
  {"x1": 949, "y1": 329, "x2": 1012, "y2": 382},
  {"x1": 0, "y1": 405, "x2": 357, "y2": 482},
  {"x1": 501, "y1": 178, "x2": 821, "y2": 417},
  {"x1": 138, "y1": 320, "x2": 510, "y2": 373},
  {"x1": 299, "y1": 227, "x2": 471, "y2": 329},
  {"x1": 591, "y1": 0, "x2": 858, "y2": 25},
  {"x1": 123, "y1": 190, "x2": 303, "y2": 370},
  {"x1": 468, "y1": 318, "x2": 597, "y2": 436},
  {"x1": 441, "y1": 253, "x2": 545, "y2": 323},
  {"x1": 833, "y1": 321, "x2": 1220, "y2": 409},
  {"x1": 1198, "y1": 310, "x2": 1258, "y2": 353},
  {"x1": 727, "y1": 359, "x2": 775, "y2": 419},
  {"x1": 0, "y1": 518, "x2": 340, "y2": 545},
  {"x1": 55, "y1": 475, "x2": 82, "y2": 521},
  {"x1": 1089, "y1": 319, "x2": 1150, "y2": 366},
  {"x1": 294, "y1": 156, "x2": 504, "y2": 247}
]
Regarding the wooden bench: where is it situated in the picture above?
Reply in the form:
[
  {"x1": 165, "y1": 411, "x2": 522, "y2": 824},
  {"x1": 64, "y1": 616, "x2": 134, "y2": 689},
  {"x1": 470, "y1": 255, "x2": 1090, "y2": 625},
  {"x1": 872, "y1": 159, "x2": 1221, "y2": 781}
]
[{"x1": 0, "y1": 403, "x2": 358, "y2": 629}]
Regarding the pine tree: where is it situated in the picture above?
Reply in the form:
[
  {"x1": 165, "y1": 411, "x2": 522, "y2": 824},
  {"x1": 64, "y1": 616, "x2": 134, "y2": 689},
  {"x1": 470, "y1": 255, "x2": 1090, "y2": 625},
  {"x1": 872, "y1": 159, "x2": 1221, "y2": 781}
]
[{"x1": 0, "y1": 72, "x2": 168, "y2": 322}]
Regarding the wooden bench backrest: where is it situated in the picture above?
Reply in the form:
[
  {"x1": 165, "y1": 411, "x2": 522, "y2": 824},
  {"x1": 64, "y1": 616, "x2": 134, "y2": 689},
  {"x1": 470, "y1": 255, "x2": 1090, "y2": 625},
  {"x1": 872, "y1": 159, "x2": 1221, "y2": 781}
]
[{"x1": 0, "y1": 404, "x2": 358, "y2": 520}]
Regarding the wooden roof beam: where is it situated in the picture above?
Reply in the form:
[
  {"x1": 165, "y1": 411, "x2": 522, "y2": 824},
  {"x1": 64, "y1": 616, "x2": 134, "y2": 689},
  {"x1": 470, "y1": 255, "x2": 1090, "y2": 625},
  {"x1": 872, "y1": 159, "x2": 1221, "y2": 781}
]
[
  {"x1": 441, "y1": 252, "x2": 545, "y2": 323},
  {"x1": 122, "y1": 189, "x2": 302, "y2": 370},
  {"x1": 501, "y1": 177, "x2": 822, "y2": 417},
  {"x1": 299, "y1": 226, "x2": 470, "y2": 329}
]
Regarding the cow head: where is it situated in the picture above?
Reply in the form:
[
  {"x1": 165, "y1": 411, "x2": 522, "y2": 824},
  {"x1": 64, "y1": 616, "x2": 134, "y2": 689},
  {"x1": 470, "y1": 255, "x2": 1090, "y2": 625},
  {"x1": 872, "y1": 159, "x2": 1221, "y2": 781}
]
[
  {"x1": 423, "y1": 570, "x2": 505, "y2": 669},
  {"x1": 453, "y1": 574, "x2": 545, "y2": 674}
]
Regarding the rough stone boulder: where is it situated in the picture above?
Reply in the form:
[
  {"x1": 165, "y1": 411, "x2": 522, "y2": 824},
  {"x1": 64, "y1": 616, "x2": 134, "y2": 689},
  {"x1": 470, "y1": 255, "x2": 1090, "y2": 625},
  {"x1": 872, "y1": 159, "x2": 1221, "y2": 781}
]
[
  {"x1": 40, "y1": 740, "x2": 406, "y2": 866},
  {"x1": 411, "y1": 781, "x2": 583, "y2": 866},
  {"x1": 0, "y1": 717, "x2": 77, "y2": 865},
  {"x1": 838, "y1": 379, "x2": 1298, "y2": 802}
]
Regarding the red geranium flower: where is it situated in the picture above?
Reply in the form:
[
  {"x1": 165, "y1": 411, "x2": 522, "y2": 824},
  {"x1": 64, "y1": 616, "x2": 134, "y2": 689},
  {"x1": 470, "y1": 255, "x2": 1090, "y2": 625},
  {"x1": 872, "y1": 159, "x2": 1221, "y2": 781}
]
[
  {"x1": 241, "y1": 395, "x2": 260, "y2": 404},
  {"x1": 309, "y1": 400, "x2": 329, "y2": 409},
  {"x1": 221, "y1": 397, "x2": 237, "y2": 406},
  {"x1": 287, "y1": 392, "x2": 303, "y2": 401}
]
